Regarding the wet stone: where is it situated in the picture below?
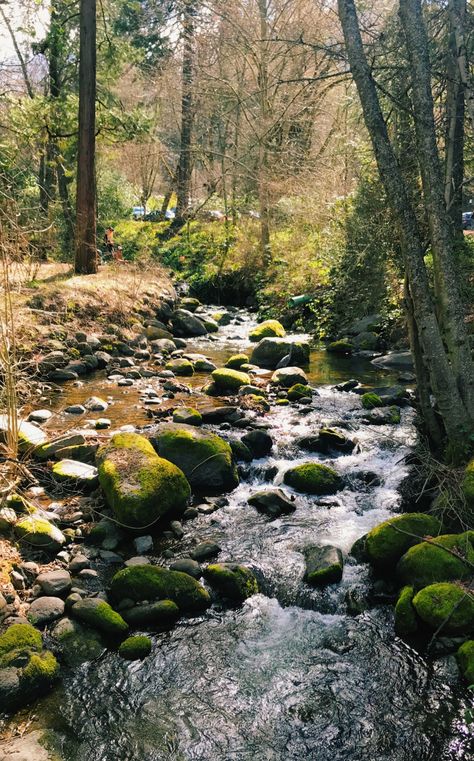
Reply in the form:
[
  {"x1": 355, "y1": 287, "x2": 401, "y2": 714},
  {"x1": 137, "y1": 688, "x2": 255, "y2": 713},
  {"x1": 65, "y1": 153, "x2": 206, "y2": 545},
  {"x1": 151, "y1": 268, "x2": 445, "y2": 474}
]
[
  {"x1": 190, "y1": 541, "x2": 221, "y2": 561},
  {"x1": 133, "y1": 535, "x2": 153, "y2": 554},
  {"x1": 28, "y1": 596, "x2": 65, "y2": 626},
  {"x1": 169, "y1": 558, "x2": 202, "y2": 579},
  {"x1": 65, "y1": 404, "x2": 86, "y2": 415}
]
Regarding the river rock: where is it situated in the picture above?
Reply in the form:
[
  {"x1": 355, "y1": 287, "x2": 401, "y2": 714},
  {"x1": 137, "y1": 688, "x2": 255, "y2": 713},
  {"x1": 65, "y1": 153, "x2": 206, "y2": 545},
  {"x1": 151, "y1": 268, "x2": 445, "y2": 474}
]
[
  {"x1": 34, "y1": 433, "x2": 86, "y2": 461},
  {"x1": 194, "y1": 358, "x2": 217, "y2": 372},
  {"x1": 413, "y1": 583, "x2": 474, "y2": 634},
  {"x1": 28, "y1": 596, "x2": 65, "y2": 626},
  {"x1": 165, "y1": 358, "x2": 194, "y2": 376},
  {"x1": 212, "y1": 368, "x2": 251, "y2": 392},
  {"x1": 179, "y1": 297, "x2": 201, "y2": 312},
  {"x1": 249, "y1": 320, "x2": 286, "y2": 342},
  {"x1": 283, "y1": 463, "x2": 343, "y2": 495},
  {"x1": 50, "y1": 617, "x2": 104, "y2": 666},
  {"x1": 122, "y1": 600, "x2": 180, "y2": 627},
  {"x1": 151, "y1": 424, "x2": 238, "y2": 494},
  {"x1": 241, "y1": 429, "x2": 273, "y2": 457},
  {"x1": 297, "y1": 429, "x2": 354, "y2": 455},
  {"x1": 27, "y1": 409, "x2": 53, "y2": 424},
  {"x1": 36, "y1": 570, "x2": 71, "y2": 597},
  {"x1": 146, "y1": 325, "x2": 174, "y2": 341},
  {"x1": 169, "y1": 558, "x2": 202, "y2": 579},
  {"x1": 200, "y1": 406, "x2": 240, "y2": 424},
  {"x1": 172, "y1": 407, "x2": 202, "y2": 426},
  {"x1": 371, "y1": 351, "x2": 413, "y2": 370},
  {"x1": 85, "y1": 396, "x2": 108, "y2": 412},
  {"x1": 52, "y1": 459, "x2": 99, "y2": 490},
  {"x1": 304, "y1": 545, "x2": 343, "y2": 586},
  {"x1": 171, "y1": 309, "x2": 208, "y2": 337},
  {"x1": 248, "y1": 488, "x2": 296, "y2": 518},
  {"x1": 65, "y1": 404, "x2": 86, "y2": 414},
  {"x1": 0, "y1": 624, "x2": 59, "y2": 711},
  {"x1": 133, "y1": 535, "x2": 153, "y2": 554},
  {"x1": 150, "y1": 338, "x2": 176, "y2": 354},
  {"x1": 69, "y1": 554, "x2": 90, "y2": 574},
  {"x1": 94, "y1": 350, "x2": 113, "y2": 368},
  {"x1": 396, "y1": 532, "x2": 474, "y2": 589},
  {"x1": 96, "y1": 432, "x2": 191, "y2": 529},
  {"x1": 271, "y1": 367, "x2": 308, "y2": 387},
  {"x1": 70, "y1": 598, "x2": 128, "y2": 637},
  {"x1": 190, "y1": 541, "x2": 221, "y2": 561},
  {"x1": 0, "y1": 416, "x2": 48, "y2": 452},
  {"x1": 110, "y1": 564, "x2": 210, "y2": 613},
  {"x1": 14, "y1": 516, "x2": 66, "y2": 552},
  {"x1": 365, "y1": 513, "x2": 443, "y2": 571},
  {"x1": 203, "y1": 563, "x2": 258, "y2": 602},
  {"x1": 250, "y1": 338, "x2": 310, "y2": 369}
]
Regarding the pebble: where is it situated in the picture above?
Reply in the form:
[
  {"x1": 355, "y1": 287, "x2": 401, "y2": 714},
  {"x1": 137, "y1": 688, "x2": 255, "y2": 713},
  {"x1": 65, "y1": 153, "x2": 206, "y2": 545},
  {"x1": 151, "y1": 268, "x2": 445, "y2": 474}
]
[
  {"x1": 133, "y1": 535, "x2": 153, "y2": 554},
  {"x1": 170, "y1": 521, "x2": 184, "y2": 539},
  {"x1": 124, "y1": 556, "x2": 151, "y2": 567},
  {"x1": 69, "y1": 554, "x2": 90, "y2": 574},
  {"x1": 78, "y1": 568, "x2": 99, "y2": 579},
  {"x1": 37, "y1": 569, "x2": 72, "y2": 597},
  {"x1": 65, "y1": 404, "x2": 86, "y2": 414}
]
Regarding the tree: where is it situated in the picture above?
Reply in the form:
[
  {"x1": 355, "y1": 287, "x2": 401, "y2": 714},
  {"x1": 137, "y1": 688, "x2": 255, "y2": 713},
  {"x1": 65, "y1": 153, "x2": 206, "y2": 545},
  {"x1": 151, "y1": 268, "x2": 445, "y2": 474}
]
[
  {"x1": 175, "y1": 0, "x2": 196, "y2": 223},
  {"x1": 75, "y1": 0, "x2": 97, "y2": 275}
]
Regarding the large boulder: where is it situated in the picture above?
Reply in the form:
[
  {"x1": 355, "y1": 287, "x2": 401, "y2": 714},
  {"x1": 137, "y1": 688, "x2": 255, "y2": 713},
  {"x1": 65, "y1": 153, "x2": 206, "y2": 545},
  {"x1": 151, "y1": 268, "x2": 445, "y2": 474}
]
[
  {"x1": 413, "y1": 582, "x2": 474, "y2": 634},
  {"x1": 170, "y1": 309, "x2": 207, "y2": 337},
  {"x1": 371, "y1": 351, "x2": 413, "y2": 370},
  {"x1": 271, "y1": 366, "x2": 308, "y2": 387},
  {"x1": 0, "y1": 624, "x2": 59, "y2": 711},
  {"x1": 152, "y1": 424, "x2": 238, "y2": 494},
  {"x1": 365, "y1": 513, "x2": 442, "y2": 571},
  {"x1": 304, "y1": 545, "x2": 343, "y2": 586},
  {"x1": 203, "y1": 563, "x2": 258, "y2": 602},
  {"x1": 249, "y1": 320, "x2": 286, "y2": 342},
  {"x1": 283, "y1": 463, "x2": 342, "y2": 495},
  {"x1": 250, "y1": 338, "x2": 310, "y2": 370},
  {"x1": 96, "y1": 432, "x2": 191, "y2": 528},
  {"x1": 212, "y1": 368, "x2": 251, "y2": 393},
  {"x1": 110, "y1": 564, "x2": 210, "y2": 613},
  {"x1": 396, "y1": 532, "x2": 474, "y2": 588}
]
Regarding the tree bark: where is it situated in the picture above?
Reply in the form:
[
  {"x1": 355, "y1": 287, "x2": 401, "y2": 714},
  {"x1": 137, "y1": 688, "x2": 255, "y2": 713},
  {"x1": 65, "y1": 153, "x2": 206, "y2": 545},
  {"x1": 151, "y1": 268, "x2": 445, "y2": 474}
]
[
  {"x1": 444, "y1": 0, "x2": 465, "y2": 238},
  {"x1": 337, "y1": 0, "x2": 472, "y2": 447},
  {"x1": 75, "y1": 0, "x2": 97, "y2": 275},
  {"x1": 257, "y1": 0, "x2": 272, "y2": 264},
  {"x1": 448, "y1": 0, "x2": 474, "y2": 129},
  {"x1": 175, "y1": 0, "x2": 195, "y2": 223},
  {"x1": 399, "y1": 0, "x2": 474, "y2": 418}
]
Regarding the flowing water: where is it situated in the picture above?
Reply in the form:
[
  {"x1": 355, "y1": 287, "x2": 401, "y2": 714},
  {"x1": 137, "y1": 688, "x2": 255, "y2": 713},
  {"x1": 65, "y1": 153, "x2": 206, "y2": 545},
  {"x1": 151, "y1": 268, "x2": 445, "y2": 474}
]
[{"x1": 6, "y1": 309, "x2": 474, "y2": 760}]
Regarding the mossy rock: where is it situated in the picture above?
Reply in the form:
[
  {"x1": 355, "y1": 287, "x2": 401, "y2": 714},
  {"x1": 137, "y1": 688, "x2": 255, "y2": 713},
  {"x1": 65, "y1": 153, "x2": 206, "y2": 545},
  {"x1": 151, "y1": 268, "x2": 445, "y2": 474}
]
[
  {"x1": 250, "y1": 338, "x2": 310, "y2": 369},
  {"x1": 50, "y1": 617, "x2": 104, "y2": 666},
  {"x1": 119, "y1": 635, "x2": 152, "y2": 660},
  {"x1": 122, "y1": 599, "x2": 180, "y2": 627},
  {"x1": 249, "y1": 320, "x2": 286, "y2": 342},
  {"x1": 229, "y1": 439, "x2": 253, "y2": 462},
  {"x1": 0, "y1": 416, "x2": 48, "y2": 453},
  {"x1": 365, "y1": 513, "x2": 442, "y2": 571},
  {"x1": 361, "y1": 392, "x2": 384, "y2": 409},
  {"x1": 0, "y1": 624, "x2": 58, "y2": 710},
  {"x1": 179, "y1": 297, "x2": 201, "y2": 312},
  {"x1": 394, "y1": 585, "x2": 418, "y2": 636},
  {"x1": 172, "y1": 407, "x2": 202, "y2": 426},
  {"x1": 51, "y1": 459, "x2": 99, "y2": 490},
  {"x1": 203, "y1": 318, "x2": 219, "y2": 333},
  {"x1": 152, "y1": 423, "x2": 238, "y2": 493},
  {"x1": 96, "y1": 432, "x2": 191, "y2": 529},
  {"x1": 21, "y1": 651, "x2": 59, "y2": 688},
  {"x1": 211, "y1": 368, "x2": 251, "y2": 392},
  {"x1": 396, "y1": 532, "x2": 474, "y2": 588},
  {"x1": 304, "y1": 545, "x2": 343, "y2": 586},
  {"x1": 225, "y1": 354, "x2": 249, "y2": 370},
  {"x1": 413, "y1": 583, "x2": 474, "y2": 634},
  {"x1": 463, "y1": 459, "x2": 474, "y2": 509},
  {"x1": 165, "y1": 358, "x2": 194, "y2": 376},
  {"x1": 146, "y1": 326, "x2": 173, "y2": 341},
  {"x1": 193, "y1": 358, "x2": 217, "y2": 373},
  {"x1": 203, "y1": 563, "x2": 258, "y2": 602},
  {"x1": 0, "y1": 624, "x2": 42, "y2": 666},
  {"x1": 14, "y1": 516, "x2": 66, "y2": 552},
  {"x1": 283, "y1": 463, "x2": 342, "y2": 495},
  {"x1": 287, "y1": 384, "x2": 313, "y2": 401},
  {"x1": 457, "y1": 640, "x2": 474, "y2": 683},
  {"x1": 70, "y1": 598, "x2": 128, "y2": 638},
  {"x1": 110, "y1": 564, "x2": 210, "y2": 613},
  {"x1": 326, "y1": 339, "x2": 353, "y2": 355}
]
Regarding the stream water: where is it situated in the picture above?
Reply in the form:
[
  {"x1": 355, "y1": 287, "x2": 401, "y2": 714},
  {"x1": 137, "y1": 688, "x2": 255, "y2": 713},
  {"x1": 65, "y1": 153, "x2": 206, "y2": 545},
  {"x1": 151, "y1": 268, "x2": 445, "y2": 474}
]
[{"x1": 6, "y1": 309, "x2": 474, "y2": 760}]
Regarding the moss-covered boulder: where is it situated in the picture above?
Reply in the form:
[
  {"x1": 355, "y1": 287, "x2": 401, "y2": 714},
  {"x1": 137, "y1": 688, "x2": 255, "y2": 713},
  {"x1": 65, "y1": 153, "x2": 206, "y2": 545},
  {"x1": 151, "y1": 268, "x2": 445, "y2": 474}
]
[
  {"x1": 249, "y1": 320, "x2": 286, "y2": 342},
  {"x1": 365, "y1": 513, "x2": 442, "y2": 571},
  {"x1": 326, "y1": 339, "x2": 353, "y2": 355},
  {"x1": 396, "y1": 532, "x2": 474, "y2": 588},
  {"x1": 165, "y1": 358, "x2": 194, "y2": 376},
  {"x1": 287, "y1": 384, "x2": 313, "y2": 401},
  {"x1": 462, "y1": 459, "x2": 474, "y2": 509},
  {"x1": 283, "y1": 463, "x2": 342, "y2": 495},
  {"x1": 122, "y1": 599, "x2": 180, "y2": 627},
  {"x1": 152, "y1": 423, "x2": 238, "y2": 493},
  {"x1": 179, "y1": 297, "x2": 201, "y2": 312},
  {"x1": 0, "y1": 624, "x2": 59, "y2": 710},
  {"x1": 146, "y1": 326, "x2": 174, "y2": 341},
  {"x1": 271, "y1": 367, "x2": 308, "y2": 387},
  {"x1": 304, "y1": 545, "x2": 343, "y2": 586},
  {"x1": 50, "y1": 617, "x2": 104, "y2": 666},
  {"x1": 119, "y1": 635, "x2": 152, "y2": 660},
  {"x1": 361, "y1": 392, "x2": 384, "y2": 410},
  {"x1": 394, "y1": 586, "x2": 418, "y2": 636},
  {"x1": 413, "y1": 583, "x2": 474, "y2": 634},
  {"x1": 203, "y1": 563, "x2": 258, "y2": 602},
  {"x1": 96, "y1": 432, "x2": 191, "y2": 528},
  {"x1": 250, "y1": 338, "x2": 310, "y2": 369},
  {"x1": 110, "y1": 564, "x2": 211, "y2": 613},
  {"x1": 14, "y1": 516, "x2": 66, "y2": 552},
  {"x1": 172, "y1": 407, "x2": 202, "y2": 426},
  {"x1": 70, "y1": 598, "x2": 128, "y2": 638},
  {"x1": 457, "y1": 640, "x2": 474, "y2": 683},
  {"x1": 211, "y1": 368, "x2": 251, "y2": 392},
  {"x1": 203, "y1": 318, "x2": 219, "y2": 333},
  {"x1": 225, "y1": 354, "x2": 249, "y2": 370}
]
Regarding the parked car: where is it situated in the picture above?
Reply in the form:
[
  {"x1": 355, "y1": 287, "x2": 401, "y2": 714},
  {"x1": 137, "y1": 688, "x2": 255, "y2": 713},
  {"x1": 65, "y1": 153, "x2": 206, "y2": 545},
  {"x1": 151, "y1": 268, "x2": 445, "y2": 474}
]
[
  {"x1": 132, "y1": 206, "x2": 145, "y2": 220},
  {"x1": 462, "y1": 211, "x2": 473, "y2": 229},
  {"x1": 143, "y1": 210, "x2": 162, "y2": 222}
]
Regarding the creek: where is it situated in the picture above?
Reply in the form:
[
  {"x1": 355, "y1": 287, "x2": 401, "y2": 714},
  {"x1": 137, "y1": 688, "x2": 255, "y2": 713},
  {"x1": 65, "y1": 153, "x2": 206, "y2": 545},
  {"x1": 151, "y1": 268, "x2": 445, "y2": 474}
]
[{"x1": 4, "y1": 308, "x2": 474, "y2": 760}]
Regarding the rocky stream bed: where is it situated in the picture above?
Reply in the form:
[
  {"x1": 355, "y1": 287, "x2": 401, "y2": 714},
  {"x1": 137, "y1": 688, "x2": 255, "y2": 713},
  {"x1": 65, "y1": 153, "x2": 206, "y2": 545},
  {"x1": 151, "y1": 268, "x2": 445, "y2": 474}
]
[{"x1": 0, "y1": 293, "x2": 473, "y2": 761}]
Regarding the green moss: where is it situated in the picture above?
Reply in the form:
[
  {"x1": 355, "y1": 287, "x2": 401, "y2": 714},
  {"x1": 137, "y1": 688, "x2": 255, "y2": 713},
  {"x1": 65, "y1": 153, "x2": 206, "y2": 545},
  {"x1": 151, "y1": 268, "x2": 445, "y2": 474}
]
[
  {"x1": 457, "y1": 640, "x2": 474, "y2": 684},
  {"x1": 397, "y1": 532, "x2": 474, "y2": 588},
  {"x1": 287, "y1": 384, "x2": 312, "y2": 401},
  {"x1": 203, "y1": 563, "x2": 258, "y2": 602},
  {"x1": 283, "y1": 462, "x2": 342, "y2": 495},
  {"x1": 225, "y1": 354, "x2": 249, "y2": 369},
  {"x1": 0, "y1": 624, "x2": 42, "y2": 665},
  {"x1": 463, "y1": 459, "x2": 474, "y2": 508},
  {"x1": 413, "y1": 583, "x2": 474, "y2": 634},
  {"x1": 172, "y1": 407, "x2": 202, "y2": 425},
  {"x1": 110, "y1": 564, "x2": 211, "y2": 613},
  {"x1": 361, "y1": 392, "x2": 383, "y2": 409},
  {"x1": 165, "y1": 358, "x2": 194, "y2": 376},
  {"x1": 119, "y1": 635, "x2": 152, "y2": 660},
  {"x1": 211, "y1": 368, "x2": 251, "y2": 392},
  {"x1": 6, "y1": 494, "x2": 35, "y2": 514},
  {"x1": 96, "y1": 432, "x2": 191, "y2": 528},
  {"x1": 203, "y1": 318, "x2": 219, "y2": 333},
  {"x1": 326, "y1": 339, "x2": 353, "y2": 354},
  {"x1": 388, "y1": 406, "x2": 401, "y2": 424},
  {"x1": 71, "y1": 599, "x2": 129, "y2": 637},
  {"x1": 14, "y1": 516, "x2": 65, "y2": 551},
  {"x1": 229, "y1": 439, "x2": 253, "y2": 462},
  {"x1": 249, "y1": 320, "x2": 286, "y2": 342},
  {"x1": 152, "y1": 423, "x2": 238, "y2": 492},
  {"x1": 275, "y1": 399, "x2": 290, "y2": 406},
  {"x1": 394, "y1": 586, "x2": 418, "y2": 636},
  {"x1": 22, "y1": 651, "x2": 59, "y2": 686},
  {"x1": 365, "y1": 513, "x2": 442, "y2": 571}
]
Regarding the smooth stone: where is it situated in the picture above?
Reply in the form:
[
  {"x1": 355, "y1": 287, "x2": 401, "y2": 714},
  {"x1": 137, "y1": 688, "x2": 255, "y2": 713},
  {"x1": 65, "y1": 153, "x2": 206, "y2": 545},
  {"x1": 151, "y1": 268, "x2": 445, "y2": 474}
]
[
  {"x1": 133, "y1": 535, "x2": 153, "y2": 554},
  {"x1": 27, "y1": 409, "x2": 53, "y2": 424},
  {"x1": 169, "y1": 558, "x2": 202, "y2": 579},
  {"x1": 69, "y1": 554, "x2": 90, "y2": 574},
  {"x1": 28, "y1": 596, "x2": 65, "y2": 626},
  {"x1": 36, "y1": 569, "x2": 72, "y2": 597},
  {"x1": 124, "y1": 556, "x2": 151, "y2": 567},
  {"x1": 65, "y1": 404, "x2": 86, "y2": 415},
  {"x1": 248, "y1": 488, "x2": 296, "y2": 519},
  {"x1": 190, "y1": 541, "x2": 221, "y2": 561}
]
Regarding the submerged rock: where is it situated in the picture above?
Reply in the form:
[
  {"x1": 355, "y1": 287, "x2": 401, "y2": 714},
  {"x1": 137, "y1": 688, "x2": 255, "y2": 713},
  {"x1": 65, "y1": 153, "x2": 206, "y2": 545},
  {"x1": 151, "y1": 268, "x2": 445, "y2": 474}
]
[
  {"x1": 248, "y1": 488, "x2": 296, "y2": 519},
  {"x1": 365, "y1": 513, "x2": 442, "y2": 571},
  {"x1": 110, "y1": 564, "x2": 210, "y2": 613},
  {"x1": 97, "y1": 432, "x2": 191, "y2": 528},
  {"x1": 203, "y1": 563, "x2": 258, "y2": 602},
  {"x1": 283, "y1": 463, "x2": 342, "y2": 495},
  {"x1": 304, "y1": 545, "x2": 343, "y2": 586}
]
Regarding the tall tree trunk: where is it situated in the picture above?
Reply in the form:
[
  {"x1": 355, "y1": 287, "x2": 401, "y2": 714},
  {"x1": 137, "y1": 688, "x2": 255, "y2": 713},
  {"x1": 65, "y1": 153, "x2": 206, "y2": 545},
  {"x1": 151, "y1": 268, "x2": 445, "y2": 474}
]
[
  {"x1": 399, "y1": 0, "x2": 474, "y2": 418},
  {"x1": 337, "y1": 0, "x2": 472, "y2": 449},
  {"x1": 445, "y1": 0, "x2": 465, "y2": 238},
  {"x1": 257, "y1": 0, "x2": 271, "y2": 264},
  {"x1": 448, "y1": 0, "x2": 474, "y2": 129},
  {"x1": 175, "y1": 0, "x2": 195, "y2": 223},
  {"x1": 75, "y1": 0, "x2": 97, "y2": 274}
]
